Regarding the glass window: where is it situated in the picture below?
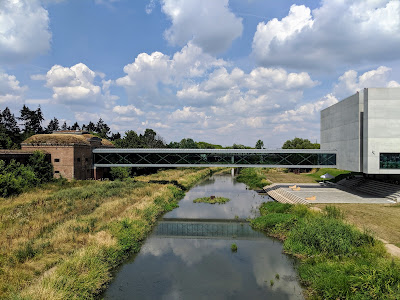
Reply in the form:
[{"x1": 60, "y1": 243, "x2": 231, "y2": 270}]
[
  {"x1": 55, "y1": 158, "x2": 60, "y2": 162},
  {"x1": 380, "y1": 153, "x2": 400, "y2": 169}
]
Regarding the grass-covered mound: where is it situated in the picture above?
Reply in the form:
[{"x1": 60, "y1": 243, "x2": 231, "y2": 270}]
[
  {"x1": 251, "y1": 202, "x2": 400, "y2": 299},
  {"x1": 193, "y1": 196, "x2": 230, "y2": 204}
]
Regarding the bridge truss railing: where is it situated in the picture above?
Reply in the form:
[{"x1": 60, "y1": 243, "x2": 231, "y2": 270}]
[{"x1": 93, "y1": 149, "x2": 336, "y2": 168}]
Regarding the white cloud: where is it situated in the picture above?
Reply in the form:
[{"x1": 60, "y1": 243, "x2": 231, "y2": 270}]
[
  {"x1": 169, "y1": 106, "x2": 208, "y2": 124},
  {"x1": 161, "y1": 0, "x2": 243, "y2": 53},
  {"x1": 0, "y1": 72, "x2": 27, "y2": 105},
  {"x1": 252, "y1": 1, "x2": 400, "y2": 69},
  {"x1": 116, "y1": 43, "x2": 226, "y2": 103},
  {"x1": 273, "y1": 93, "x2": 338, "y2": 123},
  {"x1": 0, "y1": 0, "x2": 51, "y2": 64},
  {"x1": 42, "y1": 63, "x2": 118, "y2": 106},
  {"x1": 333, "y1": 66, "x2": 399, "y2": 98},
  {"x1": 112, "y1": 105, "x2": 144, "y2": 115}
]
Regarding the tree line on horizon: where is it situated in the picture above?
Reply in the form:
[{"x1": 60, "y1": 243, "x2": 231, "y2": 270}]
[{"x1": 0, "y1": 105, "x2": 319, "y2": 150}]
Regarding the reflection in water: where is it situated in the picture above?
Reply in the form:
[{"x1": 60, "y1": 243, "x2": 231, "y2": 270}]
[
  {"x1": 165, "y1": 174, "x2": 268, "y2": 219},
  {"x1": 104, "y1": 174, "x2": 304, "y2": 300}
]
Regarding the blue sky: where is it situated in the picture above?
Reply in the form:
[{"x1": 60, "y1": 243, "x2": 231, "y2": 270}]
[{"x1": 1, "y1": 0, "x2": 400, "y2": 148}]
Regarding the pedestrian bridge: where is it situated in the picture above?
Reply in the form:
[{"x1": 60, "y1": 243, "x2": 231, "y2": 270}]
[{"x1": 93, "y1": 148, "x2": 336, "y2": 168}]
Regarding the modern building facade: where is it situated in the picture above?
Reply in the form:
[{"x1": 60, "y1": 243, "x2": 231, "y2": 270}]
[
  {"x1": 321, "y1": 88, "x2": 400, "y2": 175},
  {"x1": 21, "y1": 131, "x2": 114, "y2": 180}
]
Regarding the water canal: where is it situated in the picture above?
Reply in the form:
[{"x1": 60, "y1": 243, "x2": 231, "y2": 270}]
[{"x1": 103, "y1": 173, "x2": 304, "y2": 300}]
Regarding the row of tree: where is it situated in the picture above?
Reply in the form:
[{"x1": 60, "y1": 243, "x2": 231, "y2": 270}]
[{"x1": 0, "y1": 105, "x2": 319, "y2": 150}]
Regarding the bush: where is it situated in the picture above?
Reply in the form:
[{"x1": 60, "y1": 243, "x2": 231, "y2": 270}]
[
  {"x1": 110, "y1": 167, "x2": 131, "y2": 181},
  {"x1": 236, "y1": 168, "x2": 269, "y2": 189},
  {"x1": 0, "y1": 160, "x2": 38, "y2": 197},
  {"x1": 251, "y1": 213, "x2": 297, "y2": 232},
  {"x1": 284, "y1": 216, "x2": 375, "y2": 256},
  {"x1": 28, "y1": 151, "x2": 53, "y2": 183}
]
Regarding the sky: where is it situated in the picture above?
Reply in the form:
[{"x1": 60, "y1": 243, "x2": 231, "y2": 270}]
[{"x1": 1, "y1": 0, "x2": 400, "y2": 148}]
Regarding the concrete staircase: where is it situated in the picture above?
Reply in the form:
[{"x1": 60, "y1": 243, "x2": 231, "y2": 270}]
[
  {"x1": 264, "y1": 184, "x2": 309, "y2": 205},
  {"x1": 338, "y1": 178, "x2": 400, "y2": 202}
]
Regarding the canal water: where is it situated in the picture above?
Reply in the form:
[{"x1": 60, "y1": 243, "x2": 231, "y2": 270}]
[{"x1": 104, "y1": 173, "x2": 304, "y2": 300}]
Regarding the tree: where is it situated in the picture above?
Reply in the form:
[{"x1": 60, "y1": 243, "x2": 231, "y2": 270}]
[
  {"x1": 114, "y1": 130, "x2": 141, "y2": 148},
  {"x1": 46, "y1": 117, "x2": 60, "y2": 133},
  {"x1": 169, "y1": 138, "x2": 198, "y2": 149},
  {"x1": 95, "y1": 118, "x2": 110, "y2": 139},
  {"x1": 110, "y1": 132, "x2": 121, "y2": 141},
  {"x1": 28, "y1": 151, "x2": 53, "y2": 184},
  {"x1": 85, "y1": 121, "x2": 96, "y2": 132},
  {"x1": 0, "y1": 125, "x2": 13, "y2": 149},
  {"x1": 282, "y1": 137, "x2": 320, "y2": 149},
  {"x1": 19, "y1": 105, "x2": 44, "y2": 135},
  {"x1": 61, "y1": 121, "x2": 68, "y2": 131},
  {"x1": 140, "y1": 128, "x2": 165, "y2": 148},
  {"x1": 255, "y1": 140, "x2": 264, "y2": 149},
  {"x1": 1, "y1": 107, "x2": 20, "y2": 146},
  {"x1": 70, "y1": 122, "x2": 80, "y2": 130}
]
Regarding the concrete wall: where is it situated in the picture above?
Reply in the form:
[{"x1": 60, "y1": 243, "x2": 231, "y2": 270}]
[
  {"x1": 363, "y1": 88, "x2": 400, "y2": 174},
  {"x1": 321, "y1": 92, "x2": 363, "y2": 172}
]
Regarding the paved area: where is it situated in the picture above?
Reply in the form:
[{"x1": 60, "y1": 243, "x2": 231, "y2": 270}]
[{"x1": 278, "y1": 183, "x2": 393, "y2": 204}]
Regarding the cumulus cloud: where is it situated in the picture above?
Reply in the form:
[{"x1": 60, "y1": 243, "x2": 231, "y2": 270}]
[
  {"x1": 161, "y1": 0, "x2": 243, "y2": 53},
  {"x1": 116, "y1": 43, "x2": 226, "y2": 103},
  {"x1": 36, "y1": 63, "x2": 118, "y2": 106},
  {"x1": 333, "y1": 66, "x2": 400, "y2": 98},
  {"x1": 112, "y1": 105, "x2": 144, "y2": 115},
  {"x1": 0, "y1": 72, "x2": 27, "y2": 105},
  {"x1": 252, "y1": 1, "x2": 400, "y2": 69},
  {"x1": 0, "y1": 0, "x2": 51, "y2": 64},
  {"x1": 169, "y1": 106, "x2": 208, "y2": 123},
  {"x1": 176, "y1": 66, "x2": 318, "y2": 112},
  {"x1": 272, "y1": 93, "x2": 338, "y2": 123}
]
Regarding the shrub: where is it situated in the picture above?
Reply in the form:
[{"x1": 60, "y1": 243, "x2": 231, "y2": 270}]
[
  {"x1": 110, "y1": 167, "x2": 131, "y2": 181},
  {"x1": 284, "y1": 216, "x2": 375, "y2": 256},
  {"x1": 251, "y1": 213, "x2": 297, "y2": 232},
  {"x1": 259, "y1": 201, "x2": 292, "y2": 215},
  {"x1": 28, "y1": 151, "x2": 53, "y2": 184}
]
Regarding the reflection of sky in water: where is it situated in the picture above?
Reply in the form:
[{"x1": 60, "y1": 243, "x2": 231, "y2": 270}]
[
  {"x1": 165, "y1": 174, "x2": 271, "y2": 219},
  {"x1": 103, "y1": 174, "x2": 304, "y2": 300},
  {"x1": 104, "y1": 237, "x2": 304, "y2": 300}
]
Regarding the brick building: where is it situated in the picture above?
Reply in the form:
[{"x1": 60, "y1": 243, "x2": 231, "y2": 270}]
[{"x1": 21, "y1": 131, "x2": 114, "y2": 180}]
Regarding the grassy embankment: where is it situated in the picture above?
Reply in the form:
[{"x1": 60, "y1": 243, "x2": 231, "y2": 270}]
[
  {"x1": 236, "y1": 168, "x2": 350, "y2": 189},
  {"x1": 193, "y1": 197, "x2": 230, "y2": 204},
  {"x1": 0, "y1": 167, "x2": 223, "y2": 299},
  {"x1": 251, "y1": 202, "x2": 400, "y2": 299}
]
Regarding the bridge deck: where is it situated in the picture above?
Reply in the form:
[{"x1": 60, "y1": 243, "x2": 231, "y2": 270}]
[{"x1": 93, "y1": 148, "x2": 336, "y2": 168}]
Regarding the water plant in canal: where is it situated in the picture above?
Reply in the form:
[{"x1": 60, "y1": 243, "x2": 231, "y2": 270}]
[
  {"x1": 270, "y1": 280, "x2": 274, "y2": 286},
  {"x1": 231, "y1": 243, "x2": 238, "y2": 252},
  {"x1": 251, "y1": 201, "x2": 400, "y2": 299},
  {"x1": 193, "y1": 196, "x2": 230, "y2": 204}
]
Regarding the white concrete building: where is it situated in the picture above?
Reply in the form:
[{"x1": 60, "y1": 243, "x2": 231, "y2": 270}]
[{"x1": 321, "y1": 88, "x2": 400, "y2": 175}]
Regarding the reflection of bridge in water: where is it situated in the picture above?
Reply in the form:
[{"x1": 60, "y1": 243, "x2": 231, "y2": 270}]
[
  {"x1": 154, "y1": 218, "x2": 266, "y2": 240},
  {"x1": 93, "y1": 149, "x2": 337, "y2": 168}
]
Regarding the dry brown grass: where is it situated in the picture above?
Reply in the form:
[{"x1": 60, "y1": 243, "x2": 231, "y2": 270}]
[
  {"x1": 0, "y1": 168, "x2": 217, "y2": 299},
  {"x1": 23, "y1": 133, "x2": 114, "y2": 146},
  {"x1": 259, "y1": 168, "x2": 317, "y2": 183},
  {"x1": 313, "y1": 203, "x2": 400, "y2": 246}
]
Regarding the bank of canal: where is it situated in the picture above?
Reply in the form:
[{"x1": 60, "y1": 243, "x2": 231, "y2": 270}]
[{"x1": 103, "y1": 174, "x2": 304, "y2": 299}]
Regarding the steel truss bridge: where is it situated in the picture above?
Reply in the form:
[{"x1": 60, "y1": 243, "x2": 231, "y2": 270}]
[{"x1": 93, "y1": 148, "x2": 336, "y2": 168}]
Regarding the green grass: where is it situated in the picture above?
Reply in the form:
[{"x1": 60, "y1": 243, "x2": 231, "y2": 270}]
[
  {"x1": 236, "y1": 168, "x2": 270, "y2": 189},
  {"x1": 306, "y1": 168, "x2": 351, "y2": 182},
  {"x1": 251, "y1": 202, "x2": 400, "y2": 299},
  {"x1": 193, "y1": 196, "x2": 230, "y2": 204}
]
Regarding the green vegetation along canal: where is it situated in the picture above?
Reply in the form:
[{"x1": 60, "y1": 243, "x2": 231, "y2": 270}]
[{"x1": 103, "y1": 173, "x2": 304, "y2": 299}]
